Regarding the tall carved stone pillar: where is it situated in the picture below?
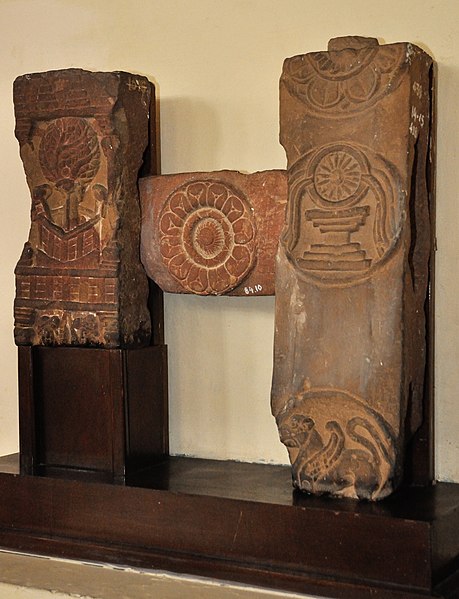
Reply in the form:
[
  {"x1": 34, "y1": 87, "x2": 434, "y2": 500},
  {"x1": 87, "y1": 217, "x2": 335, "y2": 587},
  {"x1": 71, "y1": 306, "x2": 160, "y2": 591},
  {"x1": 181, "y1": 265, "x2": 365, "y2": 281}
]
[
  {"x1": 272, "y1": 37, "x2": 435, "y2": 500},
  {"x1": 14, "y1": 69, "x2": 152, "y2": 348}
]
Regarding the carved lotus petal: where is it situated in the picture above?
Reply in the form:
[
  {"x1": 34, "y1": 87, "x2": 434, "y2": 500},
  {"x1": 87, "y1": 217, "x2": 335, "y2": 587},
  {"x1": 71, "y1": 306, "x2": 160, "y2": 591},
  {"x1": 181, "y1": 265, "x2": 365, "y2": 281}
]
[
  {"x1": 233, "y1": 218, "x2": 255, "y2": 244},
  {"x1": 208, "y1": 266, "x2": 230, "y2": 293},
  {"x1": 160, "y1": 211, "x2": 183, "y2": 235},
  {"x1": 283, "y1": 44, "x2": 404, "y2": 115},
  {"x1": 169, "y1": 193, "x2": 188, "y2": 218},
  {"x1": 228, "y1": 245, "x2": 251, "y2": 276},
  {"x1": 160, "y1": 240, "x2": 182, "y2": 259},
  {"x1": 186, "y1": 264, "x2": 208, "y2": 293},
  {"x1": 185, "y1": 183, "x2": 205, "y2": 209},
  {"x1": 208, "y1": 183, "x2": 227, "y2": 205},
  {"x1": 373, "y1": 46, "x2": 401, "y2": 72},
  {"x1": 286, "y1": 54, "x2": 316, "y2": 84},
  {"x1": 169, "y1": 253, "x2": 192, "y2": 281},
  {"x1": 345, "y1": 66, "x2": 379, "y2": 103},
  {"x1": 309, "y1": 79, "x2": 342, "y2": 109},
  {"x1": 222, "y1": 196, "x2": 244, "y2": 222}
]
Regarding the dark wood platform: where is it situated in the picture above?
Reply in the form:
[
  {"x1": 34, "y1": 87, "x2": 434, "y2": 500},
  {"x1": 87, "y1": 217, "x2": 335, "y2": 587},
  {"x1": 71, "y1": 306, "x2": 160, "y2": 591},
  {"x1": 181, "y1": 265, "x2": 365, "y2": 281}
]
[{"x1": 0, "y1": 454, "x2": 459, "y2": 598}]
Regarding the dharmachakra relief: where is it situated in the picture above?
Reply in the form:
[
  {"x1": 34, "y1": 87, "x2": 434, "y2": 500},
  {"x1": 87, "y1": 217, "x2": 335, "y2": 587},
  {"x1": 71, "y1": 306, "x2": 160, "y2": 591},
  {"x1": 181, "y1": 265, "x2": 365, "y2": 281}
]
[{"x1": 284, "y1": 141, "x2": 403, "y2": 285}]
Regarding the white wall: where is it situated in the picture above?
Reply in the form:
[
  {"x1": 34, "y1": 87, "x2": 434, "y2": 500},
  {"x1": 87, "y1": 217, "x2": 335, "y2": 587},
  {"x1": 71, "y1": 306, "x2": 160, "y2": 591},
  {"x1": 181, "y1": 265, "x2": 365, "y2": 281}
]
[{"x1": 0, "y1": 0, "x2": 458, "y2": 479}]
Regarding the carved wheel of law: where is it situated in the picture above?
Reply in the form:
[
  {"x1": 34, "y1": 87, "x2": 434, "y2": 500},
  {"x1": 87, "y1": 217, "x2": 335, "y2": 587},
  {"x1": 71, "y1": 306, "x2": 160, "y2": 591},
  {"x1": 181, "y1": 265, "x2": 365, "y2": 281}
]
[
  {"x1": 312, "y1": 148, "x2": 363, "y2": 205},
  {"x1": 159, "y1": 180, "x2": 257, "y2": 294}
]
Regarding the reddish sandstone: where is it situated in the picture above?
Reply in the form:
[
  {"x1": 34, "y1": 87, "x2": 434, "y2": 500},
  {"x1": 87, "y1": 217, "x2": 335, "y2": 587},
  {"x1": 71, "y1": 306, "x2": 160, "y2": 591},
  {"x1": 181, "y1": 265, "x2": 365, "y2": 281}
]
[
  {"x1": 14, "y1": 69, "x2": 153, "y2": 347},
  {"x1": 140, "y1": 170, "x2": 287, "y2": 296},
  {"x1": 272, "y1": 37, "x2": 435, "y2": 500}
]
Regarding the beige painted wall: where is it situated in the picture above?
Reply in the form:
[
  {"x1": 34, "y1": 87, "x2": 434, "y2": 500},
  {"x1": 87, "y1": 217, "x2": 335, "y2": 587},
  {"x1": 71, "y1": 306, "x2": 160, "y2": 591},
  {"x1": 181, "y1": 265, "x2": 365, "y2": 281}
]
[{"x1": 0, "y1": 0, "x2": 458, "y2": 479}]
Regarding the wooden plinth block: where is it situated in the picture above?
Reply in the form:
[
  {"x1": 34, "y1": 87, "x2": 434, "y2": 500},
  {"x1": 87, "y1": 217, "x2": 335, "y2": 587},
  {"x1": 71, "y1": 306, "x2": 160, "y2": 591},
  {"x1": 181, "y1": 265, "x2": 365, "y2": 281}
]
[{"x1": 18, "y1": 345, "x2": 168, "y2": 481}]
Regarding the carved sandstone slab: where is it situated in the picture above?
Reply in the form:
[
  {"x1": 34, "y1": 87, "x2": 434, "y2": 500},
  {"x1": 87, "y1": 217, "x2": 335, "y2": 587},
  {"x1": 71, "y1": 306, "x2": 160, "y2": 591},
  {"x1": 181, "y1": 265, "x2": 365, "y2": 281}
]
[
  {"x1": 271, "y1": 37, "x2": 434, "y2": 500},
  {"x1": 14, "y1": 69, "x2": 152, "y2": 347},
  {"x1": 140, "y1": 170, "x2": 287, "y2": 295}
]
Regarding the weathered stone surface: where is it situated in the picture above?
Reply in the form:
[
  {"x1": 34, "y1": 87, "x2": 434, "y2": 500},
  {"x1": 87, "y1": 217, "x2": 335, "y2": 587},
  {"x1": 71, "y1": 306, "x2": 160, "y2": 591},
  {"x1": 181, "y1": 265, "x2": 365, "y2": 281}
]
[
  {"x1": 140, "y1": 170, "x2": 287, "y2": 295},
  {"x1": 271, "y1": 37, "x2": 435, "y2": 500},
  {"x1": 14, "y1": 69, "x2": 152, "y2": 348}
]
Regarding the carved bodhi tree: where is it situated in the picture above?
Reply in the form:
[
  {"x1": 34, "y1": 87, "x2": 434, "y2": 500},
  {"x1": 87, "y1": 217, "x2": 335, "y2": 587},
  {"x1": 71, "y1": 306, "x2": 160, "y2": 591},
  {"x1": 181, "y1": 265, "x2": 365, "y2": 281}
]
[
  {"x1": 271, "y1": 37, "x2": 434, "y2": 500},
  {"x1": 12, "y1": 69, "x2": 169, "y2": 481}
]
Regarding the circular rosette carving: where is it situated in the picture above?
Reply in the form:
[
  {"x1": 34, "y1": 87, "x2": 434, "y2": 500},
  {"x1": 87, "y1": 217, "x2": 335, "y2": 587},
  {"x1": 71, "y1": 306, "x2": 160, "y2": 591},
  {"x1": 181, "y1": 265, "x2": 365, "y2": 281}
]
[
  {"x1": 282, "y1": 44, "x2": 405, "y2": 115},
  {"x1": 39, "y1": 117, "x2": 100, "y2": 187},
  {"x1": 159, "y1": 180, "x2": 257, "y2": 294}
]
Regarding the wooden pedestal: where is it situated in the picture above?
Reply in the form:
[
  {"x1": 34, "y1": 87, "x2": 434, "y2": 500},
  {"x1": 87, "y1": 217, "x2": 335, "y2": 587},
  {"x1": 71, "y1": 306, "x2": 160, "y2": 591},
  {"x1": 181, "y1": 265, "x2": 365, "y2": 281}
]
[
  {"x1": 18, "y1": 345, "x2": 168, "y2": 482},
  {"x1": 0, "y1": 455, "x2": 459, "y2": 598}
]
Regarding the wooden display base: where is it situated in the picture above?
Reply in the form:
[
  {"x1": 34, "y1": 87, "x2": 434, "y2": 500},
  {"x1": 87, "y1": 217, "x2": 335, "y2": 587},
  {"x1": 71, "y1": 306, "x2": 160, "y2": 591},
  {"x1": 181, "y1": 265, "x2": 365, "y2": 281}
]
[
  {"x1": 0, "y1": 454, "x2": 458, "y2": 598},
  {"x1": 18, "y1": 345, "x2": 168, "y2": 482}
]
